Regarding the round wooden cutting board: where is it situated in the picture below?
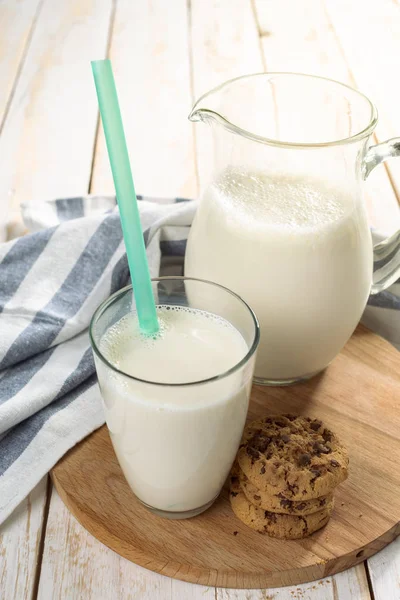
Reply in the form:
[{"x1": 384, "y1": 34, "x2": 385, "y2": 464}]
[{"x1": 51, "y1": 325, "x2": 400, "y2": 589}]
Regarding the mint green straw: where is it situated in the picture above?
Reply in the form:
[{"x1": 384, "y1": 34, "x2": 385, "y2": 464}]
[{"x1": 91, "y1": 59, "x2": 158, "y2": 334}]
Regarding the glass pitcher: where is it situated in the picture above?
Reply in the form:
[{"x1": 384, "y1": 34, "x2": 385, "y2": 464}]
[{"x1": 185, "y1": 73, "x2": 400, "y2": 386}]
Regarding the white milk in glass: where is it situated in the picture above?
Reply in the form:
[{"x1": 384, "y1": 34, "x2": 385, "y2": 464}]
[
  {"x1": 96, "y1": 306, "x2": 250, "y2": 513},
  {"x1": 185, "y1": 168, "x2": 372, "y2": 381}
]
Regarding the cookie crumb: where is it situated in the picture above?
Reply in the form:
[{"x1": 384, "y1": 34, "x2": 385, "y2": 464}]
[
  {"x1": 341, "y1": 502, "x2": 345, "y2": 506},
  {"x1": 233, "y1": 531, "x2": 238, "y2": 536}
]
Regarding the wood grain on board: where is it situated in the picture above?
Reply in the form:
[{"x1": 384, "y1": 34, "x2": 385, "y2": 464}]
[
  {"x1": 52, "y1": 325, "x2": 400, "y2": 589},
  {"x1": 90, "y1": 0, "x2": 197, "y2": 199}
]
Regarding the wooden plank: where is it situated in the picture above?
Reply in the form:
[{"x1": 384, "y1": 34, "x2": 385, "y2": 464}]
[
  {"x1": 0, "y1": 0, "x2": 43, "y2": 241},
  {"x1": 254, "y1": 0, "x2": 400, "y2": 234},
  {"x1": 367, "y1": 536, "x2": 400, "y2": 600},
  {"x1": 0, "y1": 0, "x2": 113, "y2": 239},
  {"x1": 0, "y1": 478, "x2": 48, "y2": 600},
  {"x1": 37, "y1": 488, "x2": 215, "y2": 600},
  {"x1": 217, "y1": 564, "x2": 371, "y2": 599},
  {"x1": 90, "y1": 0, "x2": 197, "y2": 199},
  {"x1": 325, "y1": 0, "x2": 400, "y2": 204},
  {"x1": 190, "y1": 0, "x2": 264, "y2": 186},
  {"x1": 0, "y1": 0, "x2": 42, "y2": 128}
]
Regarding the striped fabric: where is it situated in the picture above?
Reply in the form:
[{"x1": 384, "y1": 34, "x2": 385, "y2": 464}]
[
  {"x1": 0, "y1": 195, "x2": 398, "y2": 525},
  {"x1": 0, "y1": 195, "x2": 195, "y2": 524}
]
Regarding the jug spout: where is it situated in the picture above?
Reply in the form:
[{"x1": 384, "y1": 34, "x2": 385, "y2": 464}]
[
  {"x1": 188, "y1": 92, "x2": 226, "y2": 125},
  {"x1": 188, "y1": 105, "x2": 215, "y2": 124},
  {"x1": 188, "y1": 76, "x2": 254, "y2": 133}
]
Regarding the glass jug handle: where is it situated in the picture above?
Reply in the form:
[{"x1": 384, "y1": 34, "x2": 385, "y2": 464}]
[{"x1": 362, "y1": 138, "x2": 400, "y2": 294}]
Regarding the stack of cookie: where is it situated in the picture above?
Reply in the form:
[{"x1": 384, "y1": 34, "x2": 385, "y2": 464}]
[{"x1": 230, "y1": 414, "x2": 349, "y2": 539}]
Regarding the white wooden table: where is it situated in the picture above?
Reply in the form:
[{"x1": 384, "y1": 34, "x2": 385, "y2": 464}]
[{"x1": 1, "y1": 1, "x2": 399, "y2": 598}]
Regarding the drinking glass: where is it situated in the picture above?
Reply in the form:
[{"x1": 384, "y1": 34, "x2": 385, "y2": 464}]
[{"x1": 90, "y1": 277, "x2": 259, "y2": 519}]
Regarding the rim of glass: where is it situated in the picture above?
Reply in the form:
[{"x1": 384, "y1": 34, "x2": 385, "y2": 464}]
[
  {"x1": 189, "y1": 72, "x2": 378, "y2": 148},
  {"x1": 89, "y1": 276, "x2": 260, "y2": 387}
]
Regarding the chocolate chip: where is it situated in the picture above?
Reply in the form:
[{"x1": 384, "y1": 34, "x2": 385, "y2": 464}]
[
  {"x1": 265, "y1": 510, "x2": 277, "y2": 523},
  {"x1": 310, "y1": 467, "x2": 322, "y2": 476},
  {"x1": 281, "y1": 434, "x2": 290, "y2": 443},
  {"x1": 300, "y1": 516, "x2": 308, "y2": 533},
  {"x1": 249, "y1": 433, "x2": 272, "y2": 453},
  {"x1": 319, "y1": 498, "x2": 327, "y2": 506},
  {"x1": 254, "y1": 495, "x2": 261, "y2": 501},
  {"x1": 230, "y1": 491, "x2": 238, "y2": 497},
  {"x1": 330, "y1": 459, "x2": 340, "y2": 467},
  {"x1": 298, "y1": 453, "x2": 311, "y2": 466},
  {"x1": 274, "y1": 418, "x2": 286, "y2": 427},
  {"x1": 322, "y1": 429, "x2": 333, "y2": 442},
  {"x1": 233, "y1": 531, "x2": 238, "y2": 536},
  {"x1": 310, "y1": 467, "x2": 323, "y2": 483},
  {"x1": 246, "y1": 446, "x2": 259, "y2": 461},
  {"x1": 296, "y1": 503, "x2": 306, "y2": 511},
  {"x1": 284, "y1": 414, "x2": 296, "y2": 421},
  {"x1": 280, "y1": 498, "x2": 292, "y2": 509},
  {"x1": 310, "y1": 419, "x2": 322, "y2": 431},
  {"x1": 313, "y1": 442, "x2": 331, "y2": 455},
  {"x1": 260, "y1": 465, "x2": 266, "y2": 474},
  {"x1": 287, "y1": 482, "x2": 299, "y2": 495}
]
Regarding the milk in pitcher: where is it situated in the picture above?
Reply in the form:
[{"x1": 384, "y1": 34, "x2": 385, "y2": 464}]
[{"x1": 185, "y1": 168, "x2": 372, "y2": 382}]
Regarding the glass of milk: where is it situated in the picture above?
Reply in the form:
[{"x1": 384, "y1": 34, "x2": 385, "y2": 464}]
[
  {"x1": 90, "y1": 277, "x2": 259, "y2": 519},
  {"x1": 185, "y1": 73, "x2": 400, "y2": 385}
]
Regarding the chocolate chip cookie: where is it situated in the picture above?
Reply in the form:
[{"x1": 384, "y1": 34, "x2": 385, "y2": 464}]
[
  {"x1": 229, "y1": 473, "x2": 332, "y2": 539},
  {"x1": 238, "y1": 465, "x2": 333, "y2": 515},
  {"x1": 237, "y1": 414, "x2": 348, "y2": 500}
]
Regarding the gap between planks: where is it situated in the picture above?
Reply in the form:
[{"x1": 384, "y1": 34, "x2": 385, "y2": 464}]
[
  {"x1": 364, "y1": 562, "x2": 377, "y2": 600},
  {"x1": 31, "y1": 477, "x2": 52, "y2": 600}
]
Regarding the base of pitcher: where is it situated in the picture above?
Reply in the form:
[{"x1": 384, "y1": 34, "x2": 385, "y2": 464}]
[
  {"x1": 253, "y1": 368, "x2": 324, "y2": 387},
  {"x1": 139, "y1": 495, "x2": 218, "y2": 520}
]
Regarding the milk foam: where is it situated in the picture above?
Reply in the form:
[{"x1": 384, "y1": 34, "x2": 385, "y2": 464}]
[
  {"x1": 100, "y1": 305, "x2": 247, "y2": 385},
  {"x1": 216, "y1": 169, "x2": 348, "y2": 230}
]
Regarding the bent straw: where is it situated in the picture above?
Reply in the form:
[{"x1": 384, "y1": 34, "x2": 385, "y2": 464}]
[{"x1": 91, "y1": 59, "x2": 159, "y2": 334}]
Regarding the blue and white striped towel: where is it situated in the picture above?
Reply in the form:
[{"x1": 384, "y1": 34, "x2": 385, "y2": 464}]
[{"x1": 0, "y1": 195, "x2": 398, "y2": 525}]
